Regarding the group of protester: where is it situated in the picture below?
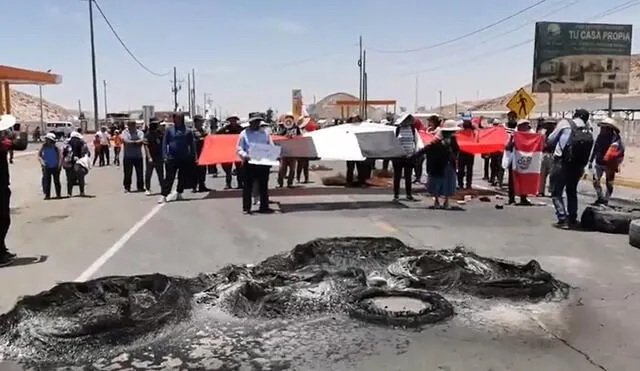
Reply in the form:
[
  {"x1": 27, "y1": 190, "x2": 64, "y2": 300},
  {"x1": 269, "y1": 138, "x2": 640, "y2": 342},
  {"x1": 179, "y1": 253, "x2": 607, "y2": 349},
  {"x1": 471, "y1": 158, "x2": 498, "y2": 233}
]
[{"x1": 381, "y1": 108, "x2": 624, "y2": 229}]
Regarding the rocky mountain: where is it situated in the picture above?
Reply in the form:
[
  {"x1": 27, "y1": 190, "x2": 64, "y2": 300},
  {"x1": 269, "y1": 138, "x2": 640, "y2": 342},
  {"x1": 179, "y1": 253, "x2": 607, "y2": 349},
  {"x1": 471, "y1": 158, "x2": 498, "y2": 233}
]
[{"x1": 8, "y1": 88, "x2": 74, "y2": 122}]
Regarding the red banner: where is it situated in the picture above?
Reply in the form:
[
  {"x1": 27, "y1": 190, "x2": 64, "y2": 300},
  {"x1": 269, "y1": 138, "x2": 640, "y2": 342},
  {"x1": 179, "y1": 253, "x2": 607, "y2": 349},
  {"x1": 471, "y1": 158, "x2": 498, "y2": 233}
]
[
  {"x1": 197, "y1": 134, "x2": 288, "y2": 165},
  {"x1": 199, "y1": 127, "x2": 512, "y2": 165},
  {"x1": 419, "y1": 127, "x2": 508, "y2": 155},
  {"x1": 512, "y1": 132, "x2": 544, "y2": 196}
]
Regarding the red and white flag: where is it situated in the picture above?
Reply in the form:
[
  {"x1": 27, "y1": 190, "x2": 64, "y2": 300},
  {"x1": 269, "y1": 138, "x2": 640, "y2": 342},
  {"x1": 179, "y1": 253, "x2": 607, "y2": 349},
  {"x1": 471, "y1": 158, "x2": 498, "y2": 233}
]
[{"x1": 512, "y1": 132, "x2": 544, "y2": 196}]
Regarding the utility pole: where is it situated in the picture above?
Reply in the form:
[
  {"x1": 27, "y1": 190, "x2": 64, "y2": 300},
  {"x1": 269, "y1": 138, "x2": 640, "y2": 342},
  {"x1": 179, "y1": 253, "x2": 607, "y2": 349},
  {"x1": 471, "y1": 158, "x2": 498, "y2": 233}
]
[
  {"x1": 414, "y1": 73, "x2": 419, "y2": 112},
  {"x1": 171, "y1": 67, "x2": 182, "y2": 112},
  {"x1": 78, "y1": 100, "x2": 82, "y2": 115},
  {"x1": 39, "y1": 84, "x2": 44, "y2": 131},
  {"x1": 88, "y1": 0, "x2": 99, "y2": 132},
  {"x1": 358, "y1": 35, "x2": 363, "y2": 118},
  {"x1": 191, "y1": 68, "x2": 196, "y2": 116},
  {"x1": 103, "y1": 80, "x2": 108, "y2": 119},
  {"x1": 187, "y1": 72, "x2": 192, "y2": 116},
  {"x1": 362, "y1": 49, "x2": 367, "y2": 120},
  {"x1": 438, "y1": 90, "x2": 443, "y2": 115}
]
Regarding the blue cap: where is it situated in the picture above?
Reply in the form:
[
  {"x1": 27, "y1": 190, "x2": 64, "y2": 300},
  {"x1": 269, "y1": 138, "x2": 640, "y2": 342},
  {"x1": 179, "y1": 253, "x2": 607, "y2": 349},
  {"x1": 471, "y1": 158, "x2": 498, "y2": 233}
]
[{"x1": 461, "y1": 112, "x2": 473, "y2": 121}]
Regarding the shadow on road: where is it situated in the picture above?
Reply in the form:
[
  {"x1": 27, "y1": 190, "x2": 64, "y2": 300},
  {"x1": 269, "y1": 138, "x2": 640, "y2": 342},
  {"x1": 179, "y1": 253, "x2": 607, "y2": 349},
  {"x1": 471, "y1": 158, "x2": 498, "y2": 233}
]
[
  {"x1": 278, "y1": 200, "x2": 407, "y2": 213},
  {"x1": 199, "y1": 186, "x2": 392, "y2": 200},
  {"x1": 3, "y1": 255, "x2": 48, "y2": 268}
]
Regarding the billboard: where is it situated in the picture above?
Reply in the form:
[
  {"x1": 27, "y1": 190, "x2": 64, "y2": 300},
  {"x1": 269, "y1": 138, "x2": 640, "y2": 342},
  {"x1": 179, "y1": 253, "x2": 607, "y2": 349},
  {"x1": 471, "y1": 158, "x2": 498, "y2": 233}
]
[{"x1": 532, "y1": 22, "x2": 632, "y2": 94}]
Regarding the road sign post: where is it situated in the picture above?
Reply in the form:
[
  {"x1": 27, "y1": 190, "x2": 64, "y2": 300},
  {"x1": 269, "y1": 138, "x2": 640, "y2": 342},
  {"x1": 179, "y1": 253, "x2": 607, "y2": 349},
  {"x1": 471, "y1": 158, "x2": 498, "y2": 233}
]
[{"x1": 506, "y1": 88, "x2": 536, "y2": 120}]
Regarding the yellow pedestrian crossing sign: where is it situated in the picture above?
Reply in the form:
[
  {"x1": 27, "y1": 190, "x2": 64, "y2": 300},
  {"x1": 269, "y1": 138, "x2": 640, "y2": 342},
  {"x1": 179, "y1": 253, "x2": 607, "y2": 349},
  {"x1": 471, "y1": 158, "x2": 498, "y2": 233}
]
[{"x1": 506, "y1": 88, "x2": 535, "y2": 119}]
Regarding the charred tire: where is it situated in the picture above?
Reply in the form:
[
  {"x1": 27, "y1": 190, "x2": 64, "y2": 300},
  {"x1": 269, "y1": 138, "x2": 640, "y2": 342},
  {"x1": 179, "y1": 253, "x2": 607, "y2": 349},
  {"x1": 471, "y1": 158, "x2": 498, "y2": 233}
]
[
  {"x1": 580, "y1": 205, "x2": 640, "y2": 234},
  {"x1": 629, "y1": 219, "x2": 640, "y2": 248},
  {"x1": 349, "y1": 288, "x2": 453, "y2": 327}
]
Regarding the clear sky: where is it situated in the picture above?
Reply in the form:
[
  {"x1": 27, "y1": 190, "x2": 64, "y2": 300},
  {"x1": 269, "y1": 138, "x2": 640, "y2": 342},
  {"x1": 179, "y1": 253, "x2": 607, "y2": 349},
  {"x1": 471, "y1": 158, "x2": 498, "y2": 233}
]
[{"x1": 4, "y1": 0, "x2": 640, "y2": 116}]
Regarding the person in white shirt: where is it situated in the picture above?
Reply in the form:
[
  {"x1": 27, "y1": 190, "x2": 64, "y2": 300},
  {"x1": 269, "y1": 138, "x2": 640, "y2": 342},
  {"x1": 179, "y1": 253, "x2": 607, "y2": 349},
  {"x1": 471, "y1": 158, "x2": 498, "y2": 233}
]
[{"x1": 97, "y1": 126, "x2": 111, "y2": 166}]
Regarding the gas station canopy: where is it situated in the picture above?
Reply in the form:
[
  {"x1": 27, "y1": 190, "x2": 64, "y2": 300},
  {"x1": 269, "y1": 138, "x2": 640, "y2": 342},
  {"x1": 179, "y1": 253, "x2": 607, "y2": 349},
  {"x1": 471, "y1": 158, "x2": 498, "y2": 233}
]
[
  {"x1": 0, "y1": 65, "x2": 62, "y2": 115},
  {"x1": 0, "y1": 65, "x2": 62, "y2": 85}
]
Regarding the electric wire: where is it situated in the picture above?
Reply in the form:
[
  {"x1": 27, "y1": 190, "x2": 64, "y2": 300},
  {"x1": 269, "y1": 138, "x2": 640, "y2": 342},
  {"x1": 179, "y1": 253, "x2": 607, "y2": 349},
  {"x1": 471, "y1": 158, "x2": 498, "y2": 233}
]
[
  {"x1": 403, "y1": 0, "x2": 639, "y2": 76},
  {"x1": 93, "y1": 0, "x2": 172, "y2": 77},
  {"x1": 370, "y1": 0, "x2": 549, "y2": 54}
]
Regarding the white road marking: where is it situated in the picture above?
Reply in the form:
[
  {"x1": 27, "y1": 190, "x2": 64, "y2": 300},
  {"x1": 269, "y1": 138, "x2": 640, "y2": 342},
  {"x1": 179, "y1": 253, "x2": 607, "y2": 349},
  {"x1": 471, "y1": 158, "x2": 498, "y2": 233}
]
[{"x1": 74, "y1": 203, "x2": 165, "y2": 282}]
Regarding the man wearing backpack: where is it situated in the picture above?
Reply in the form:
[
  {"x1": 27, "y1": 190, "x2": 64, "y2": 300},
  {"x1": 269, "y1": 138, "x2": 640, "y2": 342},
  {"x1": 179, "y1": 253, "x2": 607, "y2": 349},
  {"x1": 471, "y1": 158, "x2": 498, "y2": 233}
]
[{"x1": 547, "y1": 109, "x2": 594, "y2": 229}]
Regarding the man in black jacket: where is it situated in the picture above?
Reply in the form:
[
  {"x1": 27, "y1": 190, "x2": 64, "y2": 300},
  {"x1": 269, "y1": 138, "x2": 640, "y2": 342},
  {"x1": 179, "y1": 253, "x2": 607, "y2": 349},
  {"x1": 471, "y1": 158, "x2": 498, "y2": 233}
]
[
  {"x1": 216, "y1": 114, "x2": 244, "y2": 189},
  {"x1": 0, "y1": 115, "x2": 28, "y2": 266},
  {"x1": 192, "y1": 115, "x2": 210, "y2": 192}
]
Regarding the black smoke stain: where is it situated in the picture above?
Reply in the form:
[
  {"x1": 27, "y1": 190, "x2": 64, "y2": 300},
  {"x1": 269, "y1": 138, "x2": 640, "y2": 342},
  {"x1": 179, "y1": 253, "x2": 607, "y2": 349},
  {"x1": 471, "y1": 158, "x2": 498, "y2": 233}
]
[{"x1": 0, "y1": 237, "x2": 569, "y2": 370}]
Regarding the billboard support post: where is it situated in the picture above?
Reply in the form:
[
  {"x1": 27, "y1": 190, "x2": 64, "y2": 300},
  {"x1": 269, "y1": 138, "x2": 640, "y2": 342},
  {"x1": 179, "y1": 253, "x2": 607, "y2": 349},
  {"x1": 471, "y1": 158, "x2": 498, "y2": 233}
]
[
  {"x1": 608, "y1": 93, "x2": 613, "y2": 117},
  {"x1": 548, "y1": 92, "x2": 553, "y2": 117}
]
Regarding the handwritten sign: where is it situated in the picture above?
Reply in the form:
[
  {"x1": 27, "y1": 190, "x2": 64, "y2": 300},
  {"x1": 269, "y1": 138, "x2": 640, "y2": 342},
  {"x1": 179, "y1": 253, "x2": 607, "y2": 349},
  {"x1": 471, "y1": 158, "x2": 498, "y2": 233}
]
[{"x1": 248, "y1": 142, "x2": 281, "y2": 166}]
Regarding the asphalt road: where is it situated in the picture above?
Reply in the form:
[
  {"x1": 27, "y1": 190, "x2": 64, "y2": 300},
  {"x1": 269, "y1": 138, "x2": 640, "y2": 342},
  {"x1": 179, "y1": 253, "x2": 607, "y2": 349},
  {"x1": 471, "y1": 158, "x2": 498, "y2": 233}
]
[{"x1": 2, "y1": 156, "x2": 640, "y2": 370}]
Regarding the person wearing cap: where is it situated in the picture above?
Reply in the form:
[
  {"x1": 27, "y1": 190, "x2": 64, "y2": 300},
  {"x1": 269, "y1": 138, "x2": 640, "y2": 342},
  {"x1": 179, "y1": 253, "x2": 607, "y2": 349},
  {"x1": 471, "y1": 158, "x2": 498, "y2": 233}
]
[
  {"x1": 457, "y1": 114, "x2": 476, "y2": 189},
  {"x1": 216, "y1": 114, "x2": 244, "y2": 189},
  {"x1": 143, "y1": 118, "x2": 165, "y2": 195},
  {"x1": 191, "y1": 115, "x2": 211, "y2": 193},
  {"x1": 412, "y1": 119, "x2": 460, "y2": 209},
  {"x1": 276, "y1": 113, "x2": 301, "y2": 188},
  {"x1": 38, "y1": 132, "x2": 63, "y2": 200},
  {"x1": 0, "y1": 114, "x2": 28, "y2": 265},
  {"x1": 546, "y1": 108, "x2": 593, "y2": 228},
  {"x1": 504, "y1": 119, "x2": 534, "y2": 206},
  {"x1": 236, "y1": 115, "x2": 275, "y2": 214},
  {"x1": 589, "y1": 117, "x2": 624, "y2": 205},
  {"x1": 159, "y1": 112, "x2": 197, "y2": 203}
]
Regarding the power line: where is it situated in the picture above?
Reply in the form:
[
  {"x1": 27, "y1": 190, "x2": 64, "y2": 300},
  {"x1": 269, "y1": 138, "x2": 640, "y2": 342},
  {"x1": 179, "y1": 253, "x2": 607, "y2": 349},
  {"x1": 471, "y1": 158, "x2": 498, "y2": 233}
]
[
  {"x1": 405, "y1": 0, "x2": 584, "y2": 69},
  {"x1": 92, "y1": 0, "x2": 171, "y2": 77},
  {"x1": 403, "y1": 1, "x2": 639, "y2": 76},
  {"x1": 370, "y1": 0, "x2": 549, "y2": 54}
]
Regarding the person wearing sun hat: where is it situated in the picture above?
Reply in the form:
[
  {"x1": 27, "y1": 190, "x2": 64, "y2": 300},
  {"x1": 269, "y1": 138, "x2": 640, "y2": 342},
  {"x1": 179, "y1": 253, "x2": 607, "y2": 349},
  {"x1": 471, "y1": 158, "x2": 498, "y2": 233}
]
[
  {"x1": 589, "y1": 117, "x2": 624, "y2": 205},
  {"x1": 0, "y1": 114, "x2": 28, "y2": 266},
  {"x1": 412, "y1": 119, "x2": 461, "y2": 209},
  {"x1": 504, "y1": 119, "x2": 534, "y2": 206},
  {"x1": 216, "y1": 113, "x2": 244, "y2": 189},
  {"x1": 38, "y1": 132, "x2": 64, "y2": 200}
]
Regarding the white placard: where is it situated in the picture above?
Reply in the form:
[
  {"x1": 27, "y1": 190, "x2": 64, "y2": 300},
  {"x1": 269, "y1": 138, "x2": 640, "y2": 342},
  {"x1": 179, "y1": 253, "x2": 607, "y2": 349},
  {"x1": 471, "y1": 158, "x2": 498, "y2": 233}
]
[{"x1": 248, "y1": 142, "x2": 281, "y2": 166}]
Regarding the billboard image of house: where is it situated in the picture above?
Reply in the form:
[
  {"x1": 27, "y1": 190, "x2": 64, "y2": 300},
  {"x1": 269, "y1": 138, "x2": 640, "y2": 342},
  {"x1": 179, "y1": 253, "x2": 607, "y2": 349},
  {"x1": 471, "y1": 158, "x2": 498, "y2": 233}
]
[{"x1": 532, "y1": 22, "x2": 632, "y2": 94}]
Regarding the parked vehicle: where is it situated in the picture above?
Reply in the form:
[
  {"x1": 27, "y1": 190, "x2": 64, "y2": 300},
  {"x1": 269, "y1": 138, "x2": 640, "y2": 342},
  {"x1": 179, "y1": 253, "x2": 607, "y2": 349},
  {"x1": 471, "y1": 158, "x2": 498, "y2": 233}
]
[{"x1": 45, "y1": 121, "x2": 74, "y2": 138}]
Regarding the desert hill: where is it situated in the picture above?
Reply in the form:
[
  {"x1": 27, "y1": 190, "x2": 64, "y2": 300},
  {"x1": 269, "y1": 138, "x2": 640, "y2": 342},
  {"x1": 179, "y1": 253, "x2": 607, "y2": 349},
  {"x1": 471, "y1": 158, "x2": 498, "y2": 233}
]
[
  {"x1": 7, "y1": 88, "x2": 74, "y2": 122},
  {"x1": 466, "y1": 54, "x2": 640, "y2": 114}
]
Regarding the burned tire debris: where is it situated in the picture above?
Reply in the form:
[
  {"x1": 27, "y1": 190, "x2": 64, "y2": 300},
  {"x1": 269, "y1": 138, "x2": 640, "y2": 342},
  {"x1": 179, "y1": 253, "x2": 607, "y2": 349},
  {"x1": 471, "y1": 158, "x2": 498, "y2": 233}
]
[
  {"x1": 580, "y1": 204, "x2": 640, "y2": 234},
  {"x1": 349, "y1": 288, "x2": 454, "y2": 327},
  {"x1": 0, "y1": 237, "x2": 569, "y2": 368}
]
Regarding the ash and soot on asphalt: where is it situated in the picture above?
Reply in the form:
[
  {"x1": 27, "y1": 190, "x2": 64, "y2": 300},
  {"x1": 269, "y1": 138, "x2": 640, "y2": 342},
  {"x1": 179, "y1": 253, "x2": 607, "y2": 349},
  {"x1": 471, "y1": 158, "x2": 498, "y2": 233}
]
[{"x1": 0, "y1": 237, "x2": 570, "y2": 370}]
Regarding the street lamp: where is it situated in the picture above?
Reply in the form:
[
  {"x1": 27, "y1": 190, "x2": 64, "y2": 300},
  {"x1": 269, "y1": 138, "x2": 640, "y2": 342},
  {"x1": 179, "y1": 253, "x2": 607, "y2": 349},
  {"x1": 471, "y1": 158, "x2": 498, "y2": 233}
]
[{"x1": 39, "y1": 69, "x2": 52, "y2": 131}]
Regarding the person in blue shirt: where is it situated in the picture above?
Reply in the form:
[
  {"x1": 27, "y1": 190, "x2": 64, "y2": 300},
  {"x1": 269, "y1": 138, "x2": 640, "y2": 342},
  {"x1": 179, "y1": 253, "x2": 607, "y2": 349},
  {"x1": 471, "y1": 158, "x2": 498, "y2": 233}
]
[
  {"x1": 237, "y1": 115, "x2": 275, "y2": 214},
  {"x1": 159, "y1": 113, "x2": 196, "y2": 203},
  {"x1": 38, "y1": 132, "x2": 63, "y2": 199}
]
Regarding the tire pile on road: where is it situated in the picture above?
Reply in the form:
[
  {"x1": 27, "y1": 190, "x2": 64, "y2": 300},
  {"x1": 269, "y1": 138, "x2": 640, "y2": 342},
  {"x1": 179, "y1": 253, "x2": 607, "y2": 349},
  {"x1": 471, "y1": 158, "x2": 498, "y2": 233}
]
[
  {"x1": 0, "y1": 237, "x2": 569, "y2": 368},
  {"x1": 579, "y1": 204, "x2": 640, "y2": 248}
]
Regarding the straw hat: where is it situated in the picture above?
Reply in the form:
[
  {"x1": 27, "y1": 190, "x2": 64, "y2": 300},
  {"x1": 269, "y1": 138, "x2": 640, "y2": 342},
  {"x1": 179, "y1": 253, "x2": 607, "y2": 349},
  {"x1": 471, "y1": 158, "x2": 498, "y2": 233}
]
[
  {"x1": 599, "y1": 117, "x2": 620, "y2": 132},
  {"x1": 0, "y1": 114, "x2": 17, "y2": 131},
  {"x1": 438, "y1": 119, "x2": 462, "y2": 132}
]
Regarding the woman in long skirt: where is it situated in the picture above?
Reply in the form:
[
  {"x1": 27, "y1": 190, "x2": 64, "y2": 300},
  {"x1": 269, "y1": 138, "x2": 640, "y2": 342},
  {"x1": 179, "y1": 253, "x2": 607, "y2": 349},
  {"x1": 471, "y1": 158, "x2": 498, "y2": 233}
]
[{"x1": 414, "y1": 119, "x2": 461, "y2": 209}]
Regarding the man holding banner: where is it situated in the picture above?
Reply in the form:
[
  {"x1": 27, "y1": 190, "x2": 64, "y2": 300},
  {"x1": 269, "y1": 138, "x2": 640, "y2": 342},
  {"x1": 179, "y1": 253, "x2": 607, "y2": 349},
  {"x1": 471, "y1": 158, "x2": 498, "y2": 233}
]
[
  {"x1": 236, "y1": 115, "x2": 276, "y2": 215},
  {"x1": 506, "y1": 120, "x2": 540, "y2": 206}
]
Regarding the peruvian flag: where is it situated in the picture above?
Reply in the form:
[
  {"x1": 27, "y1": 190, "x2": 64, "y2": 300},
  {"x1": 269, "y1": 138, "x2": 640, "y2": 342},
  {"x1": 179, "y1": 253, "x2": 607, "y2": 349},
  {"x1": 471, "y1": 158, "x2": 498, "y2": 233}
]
[{"x1": 512, "y1": 132, "x2": 544, "y2": 196}]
